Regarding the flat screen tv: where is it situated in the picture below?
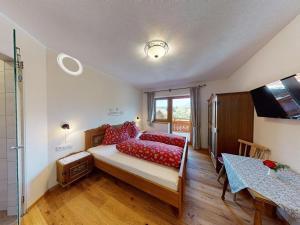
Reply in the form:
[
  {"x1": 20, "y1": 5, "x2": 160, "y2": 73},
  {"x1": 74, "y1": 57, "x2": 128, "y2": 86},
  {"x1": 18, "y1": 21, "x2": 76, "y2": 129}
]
[{"x1": 250, "y1": 74, "x2": 300, "y2": 120}]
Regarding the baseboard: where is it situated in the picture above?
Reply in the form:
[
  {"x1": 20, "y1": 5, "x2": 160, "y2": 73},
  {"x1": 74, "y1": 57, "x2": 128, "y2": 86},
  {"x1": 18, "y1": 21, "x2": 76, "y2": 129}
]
[
  {"x1": 47, "y1": 184, "x2": 60, "y2": 192},
  {"x1": 25, "y1": 184, "x2": 60, "y2": 213}
]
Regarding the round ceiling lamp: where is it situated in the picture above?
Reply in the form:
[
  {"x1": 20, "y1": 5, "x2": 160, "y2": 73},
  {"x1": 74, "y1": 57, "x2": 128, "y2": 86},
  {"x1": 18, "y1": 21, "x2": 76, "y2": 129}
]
[
  {"x1": 144, "y1": 40, "x2": 169, "y2": 59},
  {"x1": 57, "y1": 53, "x2": 83, "y2": 76}
]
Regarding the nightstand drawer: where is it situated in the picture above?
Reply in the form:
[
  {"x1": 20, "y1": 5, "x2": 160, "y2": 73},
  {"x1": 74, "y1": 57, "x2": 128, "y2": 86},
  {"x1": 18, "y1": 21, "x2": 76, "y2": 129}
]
[
  {"x1": 70, "y1": 161, "x2": 88, "y2": 178},
  {"x1": 57, "y1": 151, "x2": 94, "y2": 187}
]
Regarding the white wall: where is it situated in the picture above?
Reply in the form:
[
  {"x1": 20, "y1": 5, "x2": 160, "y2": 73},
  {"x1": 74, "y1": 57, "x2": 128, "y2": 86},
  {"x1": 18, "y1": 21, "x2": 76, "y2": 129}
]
[
  {"x1": 0, "y1": 14, "x2": 48, "y2": 208},
  {"x1": 0, "y1": 13, "x2": 143, "y2": 208},
  {"x1": 200, "y1": 15, "x2": 300, "y2": 173},
  {"x1": 141, "y1": 14, "x2": 300, "y2": 173},
  {"x1": 47, "y1": 49, "x2": 142, "y2": 188}
]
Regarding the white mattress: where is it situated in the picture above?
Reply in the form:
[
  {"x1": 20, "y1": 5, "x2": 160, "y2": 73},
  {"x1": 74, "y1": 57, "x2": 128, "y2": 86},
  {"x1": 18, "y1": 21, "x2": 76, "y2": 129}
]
[{"x1": 88, "y1": 144, "x2": 179, "y2": 191}]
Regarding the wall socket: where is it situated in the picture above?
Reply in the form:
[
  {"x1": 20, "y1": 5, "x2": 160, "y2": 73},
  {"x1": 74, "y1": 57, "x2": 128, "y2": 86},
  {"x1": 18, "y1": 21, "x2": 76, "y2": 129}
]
[{"x1": 55, "y1": 144, "x2": 72, "y2": 152}]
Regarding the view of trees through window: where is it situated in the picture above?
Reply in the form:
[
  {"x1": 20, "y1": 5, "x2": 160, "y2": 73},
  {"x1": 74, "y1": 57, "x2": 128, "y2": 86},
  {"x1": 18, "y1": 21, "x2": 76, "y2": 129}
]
[
  {"x1": 155, "y1": 99, "x2": 168, "y2": 120},
  {"x1": 172, "y1": 98, "x2": 191, "y2": 141},
  {"x1": 155, "y1": 98, "x2": 191, "y2": 121},
  {"x1": 172, "y1": 98, "x2": 191, "y2": 120},
  {"x1": 155, "y1": 97, "x2": 191, "y2": 141}
]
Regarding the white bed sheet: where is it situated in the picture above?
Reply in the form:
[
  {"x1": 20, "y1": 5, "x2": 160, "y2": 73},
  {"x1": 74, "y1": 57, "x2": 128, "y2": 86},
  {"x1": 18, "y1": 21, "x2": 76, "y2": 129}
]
[{"x1": 88, "y1": 144, "x2": 179, "y2": 191}]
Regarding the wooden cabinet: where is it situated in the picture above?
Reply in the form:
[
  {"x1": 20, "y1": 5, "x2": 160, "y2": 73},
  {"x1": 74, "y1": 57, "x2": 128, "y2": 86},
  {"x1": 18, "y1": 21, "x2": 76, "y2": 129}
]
[
  {"x1": 57, "y1": 151, "x2": 93, "y2": 187},
  {"x1": 208, "y1": 92, "x2": 254, "y2": 172}
]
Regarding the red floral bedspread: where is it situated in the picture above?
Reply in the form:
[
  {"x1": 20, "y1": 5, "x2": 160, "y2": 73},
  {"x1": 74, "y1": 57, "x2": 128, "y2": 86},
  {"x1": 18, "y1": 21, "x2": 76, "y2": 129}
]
[
  {"x1": 139, "y1": 131, "x2": 186, "y2": 148},
  {"x1": 116, "y1": 139, "x2": 183, "y2": 168}
]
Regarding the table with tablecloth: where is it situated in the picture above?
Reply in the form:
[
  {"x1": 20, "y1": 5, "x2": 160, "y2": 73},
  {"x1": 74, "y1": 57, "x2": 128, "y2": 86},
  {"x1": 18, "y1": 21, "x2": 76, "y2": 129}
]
[{"x1": 222, "y1": 153, "x2": 300, "y2": 223}]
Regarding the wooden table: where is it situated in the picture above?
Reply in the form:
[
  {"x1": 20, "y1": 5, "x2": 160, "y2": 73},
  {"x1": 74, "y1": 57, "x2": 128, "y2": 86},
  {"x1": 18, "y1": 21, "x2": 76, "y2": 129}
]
[
  {"x1": 222, "y1": 174, "x2": 277, "y2": 225},
  {"x1": 220, "y1": 153, "x2": 300, "y2": 225}
]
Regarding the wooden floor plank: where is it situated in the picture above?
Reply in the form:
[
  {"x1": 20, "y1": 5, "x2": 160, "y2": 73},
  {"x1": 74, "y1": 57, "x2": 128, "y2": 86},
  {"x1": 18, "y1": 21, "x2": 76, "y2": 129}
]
[{"x1": 22, "y1": 147, "x2": 283, "y2": 225}]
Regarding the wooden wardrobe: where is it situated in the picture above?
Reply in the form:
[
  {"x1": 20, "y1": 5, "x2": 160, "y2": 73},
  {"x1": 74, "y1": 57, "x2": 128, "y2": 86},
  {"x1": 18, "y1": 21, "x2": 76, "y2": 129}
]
[{"x1": 208, "y1": 92, "x2": 254, "y2": 172}]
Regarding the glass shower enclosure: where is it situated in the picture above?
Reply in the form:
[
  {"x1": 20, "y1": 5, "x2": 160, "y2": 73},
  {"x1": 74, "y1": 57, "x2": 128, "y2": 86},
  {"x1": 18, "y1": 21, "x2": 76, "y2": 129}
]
[{"x1": 0, "y1": 29, "x2": 23, "y2": 225}]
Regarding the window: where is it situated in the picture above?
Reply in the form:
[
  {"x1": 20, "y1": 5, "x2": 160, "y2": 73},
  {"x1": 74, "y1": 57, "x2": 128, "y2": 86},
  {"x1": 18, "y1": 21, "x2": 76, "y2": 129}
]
[
  {"x1": 154, "y1": 96, "x2": 192, "y2": 142},
  {"x1": 155, "y1": 98, "x2": 169, "y2": 121},
  {"x1": 172, "y1": 98, "x2": 191, "y2": 121},
  {"x1": 154, "y1": 97, "x2": 191, "y2": 121}
]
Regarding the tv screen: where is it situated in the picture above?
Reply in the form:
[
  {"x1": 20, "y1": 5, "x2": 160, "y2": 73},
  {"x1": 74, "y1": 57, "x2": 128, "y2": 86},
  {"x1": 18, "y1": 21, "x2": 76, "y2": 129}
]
[{"x1": 250, "y1": 74, "x2": 300, "y2": 120}]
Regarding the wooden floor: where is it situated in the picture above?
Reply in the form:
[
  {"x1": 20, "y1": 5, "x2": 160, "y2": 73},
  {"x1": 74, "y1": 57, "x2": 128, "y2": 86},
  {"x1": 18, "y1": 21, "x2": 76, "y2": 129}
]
[{"x1": 22, "y1": 148, "x2": 283, "y2": 225}]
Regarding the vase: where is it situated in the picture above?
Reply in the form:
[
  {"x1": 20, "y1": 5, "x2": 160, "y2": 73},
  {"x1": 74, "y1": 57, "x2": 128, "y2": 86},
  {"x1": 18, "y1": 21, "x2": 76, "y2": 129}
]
[{"x1": 267, "y1": 168, "x2": 277, "y2": 178}]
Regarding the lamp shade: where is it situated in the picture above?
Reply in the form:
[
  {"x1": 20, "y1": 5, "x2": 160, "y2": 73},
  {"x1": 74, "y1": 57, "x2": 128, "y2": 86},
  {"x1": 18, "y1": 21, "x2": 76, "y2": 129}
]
[
  {"x1": 61, "y1": 123, "x2": 70, "y2": 130},
  {"x1": 145, "y1": 40, "x2": 168, "y2": 59}
]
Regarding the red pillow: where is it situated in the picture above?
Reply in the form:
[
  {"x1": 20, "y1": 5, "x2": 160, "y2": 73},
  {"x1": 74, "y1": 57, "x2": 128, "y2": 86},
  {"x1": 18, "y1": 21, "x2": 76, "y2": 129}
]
[
  {"x1": 140, "y1": 131, "x2": 186, "y2": 148},
  {"x1": 116, "y1": 139, "x2": 183, "y2": 168},
  {"x1": 101, "y1": 124, "x2": 111, "y2": 131},
  {"x1": 102, "y1": 125, "x2": 130, "y2": 145},
  {"x1": 123, "y1": 121, "x2": 139, "y2": 138}
]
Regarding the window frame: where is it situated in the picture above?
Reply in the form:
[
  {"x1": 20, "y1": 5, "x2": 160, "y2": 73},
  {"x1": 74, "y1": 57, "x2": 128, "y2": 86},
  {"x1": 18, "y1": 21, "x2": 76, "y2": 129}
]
[{"x1": 154, "y1": 96, "x2": 190, "y2": 123}]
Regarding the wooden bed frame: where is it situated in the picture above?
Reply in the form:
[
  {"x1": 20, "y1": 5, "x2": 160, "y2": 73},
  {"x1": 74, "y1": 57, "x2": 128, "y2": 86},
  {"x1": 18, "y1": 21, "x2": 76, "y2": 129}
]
[{"x1": 84, "y1": 124, "x2": 188, "y2": 216}]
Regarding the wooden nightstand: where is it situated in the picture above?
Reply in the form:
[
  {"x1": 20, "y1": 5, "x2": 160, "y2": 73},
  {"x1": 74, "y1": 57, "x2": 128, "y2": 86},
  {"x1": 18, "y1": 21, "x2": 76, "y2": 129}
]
[{"x1": 57, "y1": 151, "x2": 93, "y2": 187}]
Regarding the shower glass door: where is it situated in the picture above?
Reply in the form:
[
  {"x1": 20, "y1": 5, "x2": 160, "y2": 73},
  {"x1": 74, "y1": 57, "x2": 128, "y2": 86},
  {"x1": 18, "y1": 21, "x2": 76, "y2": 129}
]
[
  {"x1": 13, "y1": 29, "x2": 24, "y2": 225},
  {"x1": 0, "y1": 28, "x2": 22, "y2": 225}
]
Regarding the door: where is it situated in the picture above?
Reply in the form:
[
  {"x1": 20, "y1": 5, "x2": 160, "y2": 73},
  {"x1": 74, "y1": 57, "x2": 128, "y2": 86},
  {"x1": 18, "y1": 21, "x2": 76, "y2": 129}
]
[
  {"x1": 171, "y1": 97, "x2": 192, "y2": 142},
  {"x1": 208, "y1": 95, "x2": 218, "y2": 168}
]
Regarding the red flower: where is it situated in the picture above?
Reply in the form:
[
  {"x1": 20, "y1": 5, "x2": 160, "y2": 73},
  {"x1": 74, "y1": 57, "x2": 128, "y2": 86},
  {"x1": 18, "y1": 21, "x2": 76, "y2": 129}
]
[{"x1": 263, "y1": 160, "x2": 277, "y2": 169}]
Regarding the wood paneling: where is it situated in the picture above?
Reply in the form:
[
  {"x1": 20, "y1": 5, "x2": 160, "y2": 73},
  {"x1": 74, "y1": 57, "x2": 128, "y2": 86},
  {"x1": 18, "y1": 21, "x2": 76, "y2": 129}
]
[{"x1": 22, "y1": 148, "x2": 283, "y2": 225}]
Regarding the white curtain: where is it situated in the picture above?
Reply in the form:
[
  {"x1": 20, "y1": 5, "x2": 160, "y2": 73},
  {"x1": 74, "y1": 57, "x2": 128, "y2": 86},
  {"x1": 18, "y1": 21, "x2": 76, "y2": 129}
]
[
  {"x1": 147, "y1": 92, "x2": 155, "y2": 126},
  {"x1": 190, "y1": 87, "x2": 201, "y2": 150}
]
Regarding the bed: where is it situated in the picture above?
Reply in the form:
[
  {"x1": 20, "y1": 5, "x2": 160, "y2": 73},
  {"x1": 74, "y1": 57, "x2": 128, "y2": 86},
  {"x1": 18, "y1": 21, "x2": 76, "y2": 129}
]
[{"x1": 84, "y1": 124, "x2": 188, "y2": 216}]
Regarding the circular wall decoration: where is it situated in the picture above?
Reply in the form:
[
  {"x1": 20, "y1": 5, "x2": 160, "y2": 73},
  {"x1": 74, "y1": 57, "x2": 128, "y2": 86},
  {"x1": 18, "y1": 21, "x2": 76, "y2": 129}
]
[{"x1": 57, "y1": 53, "x2": 83, "y2": 76}]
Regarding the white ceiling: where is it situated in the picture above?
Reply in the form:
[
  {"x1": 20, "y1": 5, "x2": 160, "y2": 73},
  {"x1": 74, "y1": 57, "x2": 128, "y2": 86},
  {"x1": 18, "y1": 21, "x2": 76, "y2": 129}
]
[{"x1": 1, "y1": 0, "x2": 300, "y2": 89}]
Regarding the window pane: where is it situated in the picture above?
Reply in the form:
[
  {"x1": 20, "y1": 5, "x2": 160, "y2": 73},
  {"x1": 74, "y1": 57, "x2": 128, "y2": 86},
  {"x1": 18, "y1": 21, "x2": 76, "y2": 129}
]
[
  {"x1": 172, "y1": 98, "x2": 191, "y2": 120},
  {"x1": 155, "y1": 99, "x2": 168, "y2": 120},
  {"x1": 172, "y1": 98, "x2": 191, "y2": 141}
]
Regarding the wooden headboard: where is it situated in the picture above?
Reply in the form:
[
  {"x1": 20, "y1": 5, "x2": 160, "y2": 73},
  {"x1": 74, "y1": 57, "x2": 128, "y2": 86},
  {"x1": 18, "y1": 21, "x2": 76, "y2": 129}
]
[{"x1": 84, "y1": 124, "x2": 123, "y2": 150}]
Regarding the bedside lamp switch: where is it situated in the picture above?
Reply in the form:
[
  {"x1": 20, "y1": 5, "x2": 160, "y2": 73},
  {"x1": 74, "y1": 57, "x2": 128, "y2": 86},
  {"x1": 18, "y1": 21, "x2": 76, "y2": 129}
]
[{"x1": 56, "y1": 144, "x2": 72, "y2": 151}]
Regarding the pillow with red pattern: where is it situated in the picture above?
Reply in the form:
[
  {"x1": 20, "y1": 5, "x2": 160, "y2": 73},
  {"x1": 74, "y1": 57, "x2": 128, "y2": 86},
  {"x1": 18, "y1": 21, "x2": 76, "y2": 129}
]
[
  {"x1": 101, "y1": 124, "x2": 111, "y2": 131},
  {"x1": 140, "y1": 131, "x2": 186, "y2": 148},
  {"x1": 116, "y1": 139, "x2": 183, "y2": 168},
  {"x1": 123, "y1": 121, "x2": 140, "y2": 138},
  {"x1": 102, "y1": 125, "x2": 130, "y2": 145}
]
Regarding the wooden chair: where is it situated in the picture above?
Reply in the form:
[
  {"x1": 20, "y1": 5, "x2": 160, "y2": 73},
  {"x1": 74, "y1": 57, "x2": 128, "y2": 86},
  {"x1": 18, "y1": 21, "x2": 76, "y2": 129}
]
[
  {"x1": 217, "y1": 139, "x2": 270, "y2": 200},
  {"x1": 237, "y1": 139, "x2": 270, "y2": 160}
]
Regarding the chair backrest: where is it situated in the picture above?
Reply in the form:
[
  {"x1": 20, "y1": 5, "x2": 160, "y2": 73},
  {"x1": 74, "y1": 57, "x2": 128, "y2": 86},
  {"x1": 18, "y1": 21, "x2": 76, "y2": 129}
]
[{"x1": 238, "y1": 139, "x2": 270, "y2": 159}]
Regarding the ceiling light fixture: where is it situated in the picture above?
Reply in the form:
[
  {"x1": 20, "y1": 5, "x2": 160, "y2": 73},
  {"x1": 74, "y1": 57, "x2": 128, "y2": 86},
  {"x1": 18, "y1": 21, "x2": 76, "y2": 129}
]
[
  {"x1": 144, "y1": 40, "x2": 169, "y2": 59},
  {"x1": 57, "y1": 53, "x2": 83, "y2": 76}
]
